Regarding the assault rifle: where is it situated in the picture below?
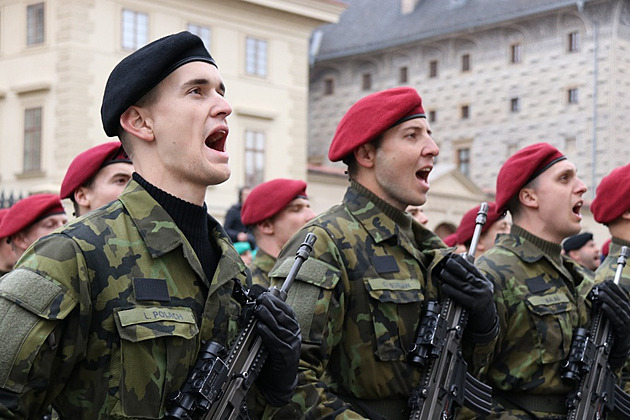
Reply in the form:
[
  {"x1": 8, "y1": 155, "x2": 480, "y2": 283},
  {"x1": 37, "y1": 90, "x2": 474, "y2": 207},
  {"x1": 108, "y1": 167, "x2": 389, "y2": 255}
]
[
  {"x1": 165, "y1": 233, "x2": 317, "y2": 420},
  {"x1": 562, "y1": 245, "x2": 630, "y2": 420},
  {"x1": 407, "y1": 202, "x2": 492, "y2": 420}
]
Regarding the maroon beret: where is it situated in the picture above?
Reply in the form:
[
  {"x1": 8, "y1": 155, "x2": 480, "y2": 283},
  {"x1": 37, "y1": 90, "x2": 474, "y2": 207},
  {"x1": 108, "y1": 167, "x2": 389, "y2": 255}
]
[
  {"x1": 495, "y1": 142, "x2": 566, "y2": 214},
  {"x1": 241, "y1": 179, "x2": 308, "y2": 226},
  {"x1": 60, "y1": 142, "x2": 131, "y2": 200},
  {"x1": 328, "y1": 87, "x2": 426, "y2": 162},
  {"x1": 456, "y1": 202, "x2": 503, "y2": 245},
  {"x1": 591, "y1": 164, "x2": 630, "y2": 224},
  {"x1": 442, "y1": 233, "x2": 458, "y2": 247},
  {"x1": 0, "y1": 194, "x2": 65, "y2": 238}
]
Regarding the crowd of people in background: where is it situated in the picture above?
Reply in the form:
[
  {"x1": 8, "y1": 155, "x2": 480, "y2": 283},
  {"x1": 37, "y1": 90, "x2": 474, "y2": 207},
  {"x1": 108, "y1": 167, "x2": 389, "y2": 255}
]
[{"x1": 0, "y1": 30, "x2": 629, "y2": 420}]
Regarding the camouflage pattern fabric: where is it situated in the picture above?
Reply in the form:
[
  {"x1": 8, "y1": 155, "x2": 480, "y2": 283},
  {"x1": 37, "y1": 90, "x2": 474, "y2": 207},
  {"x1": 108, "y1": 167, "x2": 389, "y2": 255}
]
[
  {"x1": 468, "y1": 225, "x2": 594, "y2": 420},
  {"x1": 248, "y1": 248, "x2": 276, "y2": 289},
  {"x1": 262, "y1": 182, "x2": 492, "y2": 420},
  {"x1": 594, "y1": 238, "x2": 630, "y2": 394},
  {"x1": 0, "y1": 180, "x2": 247, "y2": 419}
]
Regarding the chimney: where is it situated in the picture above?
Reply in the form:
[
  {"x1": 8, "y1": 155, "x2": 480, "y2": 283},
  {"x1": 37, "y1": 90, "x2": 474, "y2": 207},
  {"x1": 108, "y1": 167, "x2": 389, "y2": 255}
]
[{"x1": 401, "y1": 0, "x2": 420, "y2": 15}]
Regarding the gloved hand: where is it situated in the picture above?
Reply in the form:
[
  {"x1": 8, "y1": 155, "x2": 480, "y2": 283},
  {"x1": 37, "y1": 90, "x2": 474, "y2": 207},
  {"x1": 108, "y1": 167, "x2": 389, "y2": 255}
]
[
  {"x1": 436, "y1": 253, "x2": 498, "y2": 340},
  {"x1": 590, "y1": 280, "x2": 630, "y2": 369},
  {"x1": 253, "y1": 290, "x2": 302, "y2": 406}
]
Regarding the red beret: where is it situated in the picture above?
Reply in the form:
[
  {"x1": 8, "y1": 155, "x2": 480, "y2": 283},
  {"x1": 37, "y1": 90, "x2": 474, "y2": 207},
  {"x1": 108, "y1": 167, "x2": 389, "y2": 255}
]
[
  {"x1": 456, "y1": 202, "x2": 503, "y2": 245},
  {"x1": 328, "y1": 87, "x2": 426, "y2": 162},
  {"x1": 443, "y1": 233, "x2": 458, "y2": 247},
  {"x1": 591, "y1": 164, "x2": 630, "y2": 224},
  {"x1": 60, "y1": 142, "x2": 131, "y2": 200},
  {"x1": 495, "y1": 142, "x2": 566, "y2": 214},
  {"x1": 0, "y1": 194, "x2": 65, "y2": 238},
  {"x1": 241, "y1": 179, "x2": 308, "y2": 226}
]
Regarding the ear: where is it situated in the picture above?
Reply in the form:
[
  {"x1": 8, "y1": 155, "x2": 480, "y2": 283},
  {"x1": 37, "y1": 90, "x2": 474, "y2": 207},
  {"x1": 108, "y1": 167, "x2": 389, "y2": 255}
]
[
  {"x1": 519, "y1": 187, "x2": 538, "y2": 209},
  {"x1": 257, "y1": 219, "x2": 274, "y2": 235},
  {"x1": 11, "y1": 232, "x2": 31, "y2": 253},
  {"x1": 621, "y1": 210, "x2": 630, "y2": 220},
  {"x1": 354, "y1": 143, "x2": 377, "y2": 169},
  {"x1": 73, "y1": 187, "x2": 91, "y2": 209},
  {"x1": 120, "y1": 106, "x2": 155, "y2": 142}
]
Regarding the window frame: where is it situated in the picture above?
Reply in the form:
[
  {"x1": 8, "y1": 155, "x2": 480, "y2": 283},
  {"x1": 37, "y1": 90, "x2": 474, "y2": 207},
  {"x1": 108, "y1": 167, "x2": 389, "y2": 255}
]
[
  {"x1": 121, "y1": 8, "x2": 149, "y2": 51},
  {"x1": 26, "y1": 2, "x2": 45, "y2": 46}
]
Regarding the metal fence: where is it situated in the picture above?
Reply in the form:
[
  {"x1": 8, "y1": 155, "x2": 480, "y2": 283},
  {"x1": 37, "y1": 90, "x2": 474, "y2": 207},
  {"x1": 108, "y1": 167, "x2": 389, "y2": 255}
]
[{"x1": 0, "y1": 190, "x2": 25, "y2": 209}]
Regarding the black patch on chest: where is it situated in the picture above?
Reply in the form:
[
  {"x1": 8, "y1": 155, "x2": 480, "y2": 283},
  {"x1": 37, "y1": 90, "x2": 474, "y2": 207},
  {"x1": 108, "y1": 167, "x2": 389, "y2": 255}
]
[
  {"x1": 371, "y1": 255, "x2": 399, "y2": 274},
  {"x1": 133, "y1": 277, "x2": 171, "y2": 302},
  {"x1": 526, "y1": 276, "x2": 551, "y2": 294}
]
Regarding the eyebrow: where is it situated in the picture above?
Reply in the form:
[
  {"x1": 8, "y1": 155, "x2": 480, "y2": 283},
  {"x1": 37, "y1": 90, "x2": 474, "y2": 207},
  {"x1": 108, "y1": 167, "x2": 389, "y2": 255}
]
[{"x1": 182, "y1": 78, "x2": 226, "y2": 95}]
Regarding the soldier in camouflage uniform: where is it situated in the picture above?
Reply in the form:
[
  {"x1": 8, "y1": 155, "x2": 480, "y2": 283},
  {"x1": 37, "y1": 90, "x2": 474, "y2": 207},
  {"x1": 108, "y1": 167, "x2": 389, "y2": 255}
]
[
  {"x1": 471, "y1": 143, "x2": 630, "y2": 419},
  {"x1": 241, "y1": 178, "x2": 315, "y2": 289},
  {"x1": 591, "y1": 163, "x2": 630, "y2": 394},
  {"x1": 0, "y1": 31, "x2": 301, "y2": 419},
  {"x1": 263, "y1": 87, "x2": 499, "y2": 419}
]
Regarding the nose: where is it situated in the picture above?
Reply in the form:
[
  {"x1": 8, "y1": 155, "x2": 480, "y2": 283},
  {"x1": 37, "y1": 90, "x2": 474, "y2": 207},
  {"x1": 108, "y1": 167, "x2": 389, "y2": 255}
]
[
  {"x1": 212, "y1": 94, "x2": 233, "y2": 118},
  {"x1": 575, "y1": 177, "x2": 587, "y2": 194},
  {"x1": 424, "y1": 135, "x2": 440, "y2": 157},
  {"x1": 304, "y1": 208, "x2": 316, "y2": 222}
]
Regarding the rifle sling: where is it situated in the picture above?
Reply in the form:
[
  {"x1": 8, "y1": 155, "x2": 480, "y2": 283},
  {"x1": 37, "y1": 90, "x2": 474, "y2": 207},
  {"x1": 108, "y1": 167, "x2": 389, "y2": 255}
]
[{"x1": 494, "y1": 392, "x2": 567, "y2": 417}]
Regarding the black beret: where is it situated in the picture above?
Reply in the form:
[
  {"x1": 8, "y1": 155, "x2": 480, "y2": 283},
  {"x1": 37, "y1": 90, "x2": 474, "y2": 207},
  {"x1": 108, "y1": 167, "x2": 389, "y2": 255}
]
[
  {"x1": 562, "y1": 232, "x2": 593, "y2": 253},
  {"x1": 101, "y1": 31, "x2": 217, "y2": 137}
]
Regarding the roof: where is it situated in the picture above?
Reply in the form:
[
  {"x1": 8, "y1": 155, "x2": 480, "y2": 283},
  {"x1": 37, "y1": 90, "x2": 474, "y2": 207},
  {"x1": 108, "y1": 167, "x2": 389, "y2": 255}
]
[{"x1": 313, "y1": 0, "x2": 592, "y2": 61}]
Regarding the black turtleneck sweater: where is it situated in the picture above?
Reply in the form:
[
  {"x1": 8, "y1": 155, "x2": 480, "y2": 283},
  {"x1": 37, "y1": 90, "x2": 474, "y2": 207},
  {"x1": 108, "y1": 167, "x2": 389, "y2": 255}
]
[{"x1": 133, "y1": 173, "x2": 220, "y2": 282}]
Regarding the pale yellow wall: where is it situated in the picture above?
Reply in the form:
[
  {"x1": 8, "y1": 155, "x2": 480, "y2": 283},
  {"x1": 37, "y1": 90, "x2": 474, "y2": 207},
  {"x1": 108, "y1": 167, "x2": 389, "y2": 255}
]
[{"x1": 0, "y1": 0, "x2": 344, "y2": 221}]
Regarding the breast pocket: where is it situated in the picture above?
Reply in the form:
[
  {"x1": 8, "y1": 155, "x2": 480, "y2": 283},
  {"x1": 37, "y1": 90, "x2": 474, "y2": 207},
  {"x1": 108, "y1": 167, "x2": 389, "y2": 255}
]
[
  {"x1": 524, "y1": 293, "x2": 575, "y2": 364},
  {"x1": 363, "y1": 277, "x2": 424, "y2": 362},
  {"x1": 110, "y1": 306, "x2": 200, "y2": 418}
]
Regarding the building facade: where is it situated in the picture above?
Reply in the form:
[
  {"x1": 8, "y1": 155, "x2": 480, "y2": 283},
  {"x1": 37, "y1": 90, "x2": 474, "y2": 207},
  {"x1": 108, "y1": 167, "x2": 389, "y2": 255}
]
[
  {"x1": 0, "y1": 0, "x2": 344, "y2": 216},
  {"x1": 308, "y1": 0, "x2": 630, "y2": 242}
]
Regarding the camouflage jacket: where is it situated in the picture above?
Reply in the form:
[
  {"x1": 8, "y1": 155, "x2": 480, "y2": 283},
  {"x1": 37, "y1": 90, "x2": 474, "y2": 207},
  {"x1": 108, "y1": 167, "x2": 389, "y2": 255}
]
[
  {"x1": 473, "y1": 225, "x2": 594, "y2": 419},
  {"x1": 594, "y1": 237, "x2": 630, "y2": 393},
  {"x1": 0, "y1": 180, "x2": 247, "y2": 419},
  {"x1": 248, "y1": 248, "x2": 276, "y2": 289},
  {"x1": 263, "y1": 182, "x2": 491, "y2": 420}
]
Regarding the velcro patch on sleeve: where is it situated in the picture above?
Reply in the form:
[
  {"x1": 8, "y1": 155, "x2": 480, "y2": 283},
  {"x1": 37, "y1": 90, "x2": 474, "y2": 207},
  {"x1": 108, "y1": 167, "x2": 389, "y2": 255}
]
[{"x1": 0, "y1": 269, "x2": 65, "y2": 316}]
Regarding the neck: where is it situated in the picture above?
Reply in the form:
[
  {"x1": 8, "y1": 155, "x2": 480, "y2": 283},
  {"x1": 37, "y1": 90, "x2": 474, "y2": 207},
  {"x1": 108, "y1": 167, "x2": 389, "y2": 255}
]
[{"x1": 133, "y1": 166, "x2": 207, "y2": 206}]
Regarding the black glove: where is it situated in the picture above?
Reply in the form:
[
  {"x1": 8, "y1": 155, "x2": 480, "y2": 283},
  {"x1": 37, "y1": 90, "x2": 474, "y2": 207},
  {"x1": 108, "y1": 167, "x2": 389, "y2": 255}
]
[
  {"x1": 590, "y1": 280, "x2": 630, "y2": 369},
  {"x1": 253, "y1": 290, "x2": 302, "y2": 406},
  {"x1": 436, "y1": 253, "x2": 498, "y2": 340}
]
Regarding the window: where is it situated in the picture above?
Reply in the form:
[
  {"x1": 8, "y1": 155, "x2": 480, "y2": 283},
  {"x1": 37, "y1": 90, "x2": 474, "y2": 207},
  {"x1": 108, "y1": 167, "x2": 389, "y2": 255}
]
[
  {"x1": 429, "y1": 110, "x2": 437, "y2": 123},
  {"x1": 457, "y1": 147, "x2": 471, "y2": 178},
  {"x1": 361, "y1": 73, "x2": 372, "y2": 90},
  {"x1": 187, "y1": 23, "x2": 211, "y2": 51},
  {"x1": 429, "y1": 60, "x2": 438, "y2": 78},
  {"x1": 568, "y1": 31, "x2": 580, "y2": 53},
  {"x1": 399, "y1": 66, "x2": 408, "y2": 84},
  {"x1": 510, "y1": 97, "x2": 520, "y2": 112},
  {"x1": 246, "y1": 37, "x2": 267, "y2": 77},
  {"x1": 568, "y1": 88, "x2": 579, "y2": 104},
  {"x1": 511, "y1": 43, "x2": 522, "y2": 63},
  {"x1": 324, "y1": 77, "x2": 334, "y2": 95},
  {"x1": 27, "y1": 3, "x2": 45, "y2": 45},
  {"x1": 23, "y1": 107, "x2": 42, "y2": 173},
  {"x1": 460, "y1": 104, "x2": 470, "y2": 119},
  {"x1": 462, "y1": 54, "x2": 470, "y2": 72},
  {"x1": 245, "y1": 130, "x2": 265, "y2": 186},
  {"x1": 122, "y1": 9, "x2": 148, "y2": 51}
]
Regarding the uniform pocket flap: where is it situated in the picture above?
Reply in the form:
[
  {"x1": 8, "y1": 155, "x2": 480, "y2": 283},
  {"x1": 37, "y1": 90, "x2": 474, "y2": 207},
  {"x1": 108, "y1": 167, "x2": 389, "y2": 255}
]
[
  {"x1": 270, "y1": 257, "x2": 340, "y2": 290},
  {"x1": 114, "y1": 306, "x2": 199, "y2": 342},
  {"x1": 364, "y1": 277, "x2": 423, "y2": 304},
  {"x1": 526, "y1": 293, "x2": 571, "y2": 315}
]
